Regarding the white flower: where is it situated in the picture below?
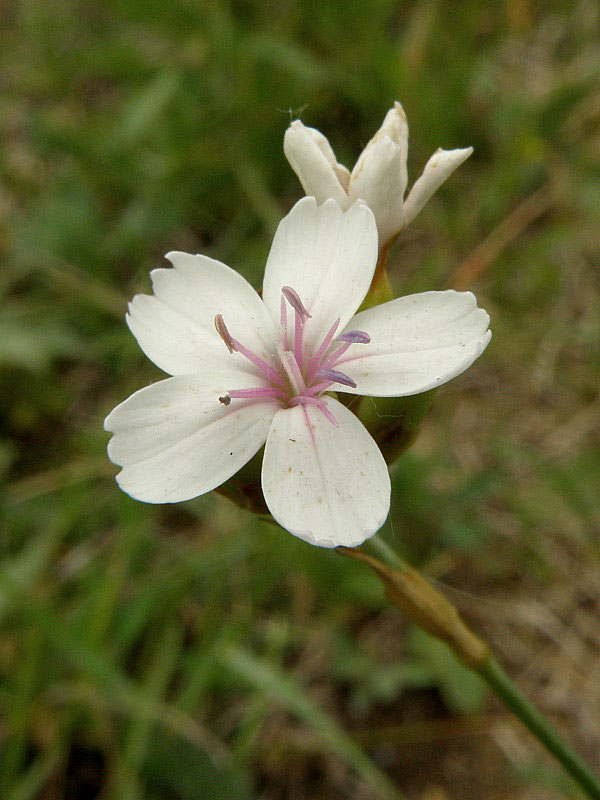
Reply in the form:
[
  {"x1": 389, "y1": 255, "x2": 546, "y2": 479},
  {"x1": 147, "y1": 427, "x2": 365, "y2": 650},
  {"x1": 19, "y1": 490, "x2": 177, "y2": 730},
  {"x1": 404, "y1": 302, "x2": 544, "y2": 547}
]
[
  {"x1": 284, "y1": 102, "x2": 473, "y2": 245},
  {"x1": 105, "y1": 198, "x2": 490, "y2": 548}
]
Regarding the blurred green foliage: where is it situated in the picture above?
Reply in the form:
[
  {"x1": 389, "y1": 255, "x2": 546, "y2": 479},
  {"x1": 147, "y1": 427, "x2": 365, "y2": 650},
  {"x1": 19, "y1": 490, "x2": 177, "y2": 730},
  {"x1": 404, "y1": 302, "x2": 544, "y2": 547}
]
[{"x1": 1, "y1": 0, "x2": 599, "y2": 798}]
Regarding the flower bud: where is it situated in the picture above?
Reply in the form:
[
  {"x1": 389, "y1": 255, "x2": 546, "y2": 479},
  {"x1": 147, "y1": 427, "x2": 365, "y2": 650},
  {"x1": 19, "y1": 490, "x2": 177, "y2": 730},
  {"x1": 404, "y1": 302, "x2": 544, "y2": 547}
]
[{"x1": 284, "y1": 102, "x2": 472, "y2": 248}]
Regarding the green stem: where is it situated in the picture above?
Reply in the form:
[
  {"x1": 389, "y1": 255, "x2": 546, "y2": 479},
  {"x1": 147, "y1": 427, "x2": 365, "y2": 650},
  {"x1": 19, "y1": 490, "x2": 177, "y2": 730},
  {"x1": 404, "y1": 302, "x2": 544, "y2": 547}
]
[
  {"x1": 368, "y1": 534, "x2": 410, "y2": 571},
  {"x1": 478, "y1": 656, "x2": 600, "y2": 800},
  {"x1": 366, "y1": 534, "x2": 600, "y2": 800}
]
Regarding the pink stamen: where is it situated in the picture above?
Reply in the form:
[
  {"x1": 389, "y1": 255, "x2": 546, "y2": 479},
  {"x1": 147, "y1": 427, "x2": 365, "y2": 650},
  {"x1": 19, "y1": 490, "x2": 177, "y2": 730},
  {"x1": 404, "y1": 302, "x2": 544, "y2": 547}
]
[
  {"x1": 337, "y1": 330, "x2": 371, "y2": 344},
  {"x1": 317, "y1": 367, "x2": 357, "y2": 388},
  {"x1": 290, "y1": 395, "x2": 339, "y2": 427},
  {"x1": 216, "y1": 286, "x2": 369, "y2": 419},
  {"x1": 230, "y1": 337, "x2": 284, "y2": 387},
  {"x1": 305, "y1": 318, "x2": 340, "y2": 382},
  {"x1": 289, "y1": 395, "x2": 319, "y2": 406},
  {"x1": 320, "y1": 331, "x2": 370, "y2": 371},
  {"x1": 228, "y1": 387, "x2": 284, "y2": 400},
  {"x1": 294, "y1": 308, "x2": 304, "y2": 370},
  {"x1": 299, "y1": 381, "x2": 332, "y2": 397},
  {"x1": 282, "y1": 286, "x2": 311, "y2": 321},
  {"x1": 318, "y1": 403, "x2": 339, "y2": 427},
  {"x1": 280, "y1": 295, "x2": 289, "y2": 350},
  {"x1": 320, "y1": 343, "x2": 349, "y2": 371},
  {"x1": 280, "y1": 348, "x2": 306, "y2": 394},
  {"x1": 214, "y1": 314, "x2": 235, "y2": 353}
]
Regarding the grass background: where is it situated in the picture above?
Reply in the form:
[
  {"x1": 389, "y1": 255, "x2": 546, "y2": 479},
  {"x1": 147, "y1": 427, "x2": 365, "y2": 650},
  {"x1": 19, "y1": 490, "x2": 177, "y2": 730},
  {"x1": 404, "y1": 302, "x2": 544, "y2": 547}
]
[{"x1": 1, "y1": 0, "x2": 600, "y2": 798}]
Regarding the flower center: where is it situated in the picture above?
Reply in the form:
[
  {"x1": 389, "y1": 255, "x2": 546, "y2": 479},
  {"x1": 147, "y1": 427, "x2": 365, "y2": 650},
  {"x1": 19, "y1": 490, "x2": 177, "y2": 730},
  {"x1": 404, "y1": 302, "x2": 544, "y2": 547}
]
[{"x1": 214, "y1": 287, "x2": 370, "y2": 426}]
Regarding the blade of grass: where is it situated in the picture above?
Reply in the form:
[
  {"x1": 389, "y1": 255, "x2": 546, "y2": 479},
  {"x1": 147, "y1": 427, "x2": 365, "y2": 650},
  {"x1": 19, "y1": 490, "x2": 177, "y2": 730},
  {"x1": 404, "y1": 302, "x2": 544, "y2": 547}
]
[
  {"x1": 123, "y1": 624, "x2": 183, "y2": 773},
  {"x1": 219, "y1": 643, "x2": 406, "y2": 800},
  {"x1": 5, "y1": 743, "x2": 62, "y2": 800}
]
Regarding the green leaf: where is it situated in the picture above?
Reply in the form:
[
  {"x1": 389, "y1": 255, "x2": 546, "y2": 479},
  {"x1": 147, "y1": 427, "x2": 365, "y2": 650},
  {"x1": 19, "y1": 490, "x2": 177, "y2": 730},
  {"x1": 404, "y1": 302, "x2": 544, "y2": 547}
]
[
  {"x1": 408, "y1": 628, "x2": 487, "y2": 716},
  {"x1": 220, "y1": 644, "x2": 404, "y2": 800},
  {"x1": 142, "y1": 731, "x2": 254, "y2": 800}
]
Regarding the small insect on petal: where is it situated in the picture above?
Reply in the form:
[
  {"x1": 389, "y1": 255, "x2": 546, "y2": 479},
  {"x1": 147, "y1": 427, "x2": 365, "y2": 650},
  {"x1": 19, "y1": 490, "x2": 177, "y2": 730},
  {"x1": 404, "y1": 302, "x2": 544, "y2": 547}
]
[{"x1": 215, "y1": 314, "x2": 235, "y2": 353}]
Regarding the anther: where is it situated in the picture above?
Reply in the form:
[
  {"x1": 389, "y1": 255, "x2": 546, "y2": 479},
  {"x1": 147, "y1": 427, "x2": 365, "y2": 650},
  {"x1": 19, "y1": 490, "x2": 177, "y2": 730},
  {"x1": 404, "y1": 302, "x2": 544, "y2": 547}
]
[
  {"x1": 219, "y1": 393, "x2": 232, "y2": 406},
  {"x1": 214, "y1": 314, "x2": 235, "y2": 353},
  {"x1": 317, "y1": 368, "x2": 357, "y2": 388},
  {"x1": 337, "y1": 330, "x2": 371, "y2": 344},
  {"x1": 281, "y1": 286, "x2": 311, "y2": 321}
]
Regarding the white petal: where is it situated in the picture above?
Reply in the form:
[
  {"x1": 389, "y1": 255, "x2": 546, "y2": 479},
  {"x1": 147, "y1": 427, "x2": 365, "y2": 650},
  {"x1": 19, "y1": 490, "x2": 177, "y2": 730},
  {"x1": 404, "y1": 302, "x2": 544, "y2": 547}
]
[
  {"x1": 337, "y1": 290, "x2": 491, "y2": 396},
  {"x1": 402, "y1": 147, "x2": 473, "y2": 228},
  {"x1": 105, "y1": 376, "x2": 276, "y2": 503},
  {"x1": 284, "y1": 121, "x2": 350, "y2": 205},
  {"x1": 261, "y1": 398, "x2": 390, "y2": 548},
  {"x1": 353, "y1": 101, "x2": 409, "y2": 191},
  {"x1": 127, "y1": 252, "x2": 275, "y2": 375},
  {"x1": 349, "y1": 135, "x2": 406, "y2": 244},
  {"x1": 376, "y1": 102, "x2": 409, "y2": 155},
  {"x1": 297, "y1": 122, "x2": 352, "y2": 191},
  {"x1": 262, "y1": 198, "x2": 378, "y2": 354}
]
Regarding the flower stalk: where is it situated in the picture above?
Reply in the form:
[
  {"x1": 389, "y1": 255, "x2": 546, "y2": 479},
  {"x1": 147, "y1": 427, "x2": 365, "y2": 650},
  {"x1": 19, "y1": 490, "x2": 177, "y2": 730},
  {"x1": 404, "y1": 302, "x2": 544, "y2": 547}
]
[{"x1": 337, "y1": 535, "x2": 600, "y2": 800}]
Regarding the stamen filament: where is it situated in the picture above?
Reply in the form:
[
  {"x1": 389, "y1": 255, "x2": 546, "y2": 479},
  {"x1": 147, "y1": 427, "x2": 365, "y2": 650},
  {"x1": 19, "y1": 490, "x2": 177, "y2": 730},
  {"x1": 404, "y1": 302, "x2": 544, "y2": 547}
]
[
  {"x1": 280, "y1": 295, "x2": 289, "y2": 350},
  {"x1": 305, "y1": 318, "x2": 340, "y2": 383},
  {"x1": 319, "y1": 331, "x2": 370, "y2": 372},
  {"x1": 299, "y1": 381, "x2": 332, "y2": 397},
  {"x1": 294, "y1": 308, "x2": 304, "y2": 370},
  {"x1": 230, "y1": 337, "x2": 284, "y2": 387},
  {"x1": 228, "y1": 387, "x2": 283, "y2": 400},
  {"x1": 319, "y1": 403, "x2": 339, "y2": 427},
  {"x1": 289, "y1": 395, "x2": 339, "y2": 427},
  {"x1": 217, "y1": 285, "x2": 368, "y2": 427},
  {"x1": 320, "y1": 340, "x2": 351, "y2": 370},
  {"x1": 278, "y1": 344, "x2": 306, "y2": 395}
]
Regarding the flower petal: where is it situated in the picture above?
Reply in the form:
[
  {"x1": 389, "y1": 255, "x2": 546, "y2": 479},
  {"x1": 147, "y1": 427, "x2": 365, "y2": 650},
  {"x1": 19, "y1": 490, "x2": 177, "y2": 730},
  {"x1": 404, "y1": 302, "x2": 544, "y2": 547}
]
[
  {"x1": 105, "y1": 376, "x2": 276, "y2": 503},
  {"x1": 352, "y1": 102, "x2": 408, "y2": 190},
  {"x1": 376, "y1": 102, "x2": 409, "y2": 161},
  {"x1": 402, "y1": 147, "x2": 473, "y2": 228},
  {"x1": 337, "y1": 290, "x2": 491, "y2": 396},
  {"x1": 284, "y1": 121, "x2": 350, "y2": 205},
  {"x1": 349, "y1": 135, "x2": 406, "y2": 244},
  {"x1": 262, "y1": 197, "x2": 378, "y2": 353},
  {"x1": 127, "y1": 252, "x2": 275, "y2": 375},
  {"x1": 261, "y1": 397, "x2": 390, "y2": 548}
]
